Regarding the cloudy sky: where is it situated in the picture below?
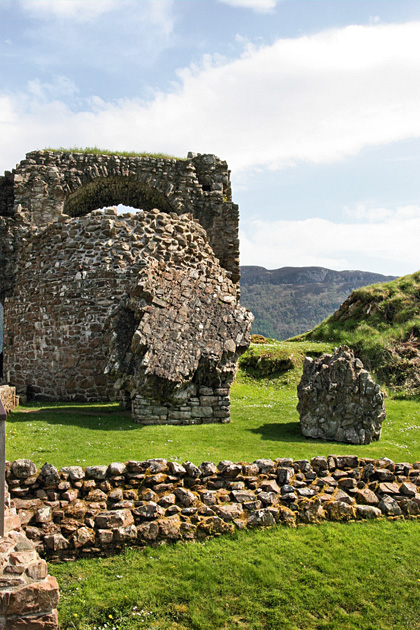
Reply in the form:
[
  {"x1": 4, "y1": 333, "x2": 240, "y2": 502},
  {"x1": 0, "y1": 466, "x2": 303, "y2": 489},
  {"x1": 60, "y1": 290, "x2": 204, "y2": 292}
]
[{"x1": 2, "y1": 0, "x2": 420, "y2": 276}]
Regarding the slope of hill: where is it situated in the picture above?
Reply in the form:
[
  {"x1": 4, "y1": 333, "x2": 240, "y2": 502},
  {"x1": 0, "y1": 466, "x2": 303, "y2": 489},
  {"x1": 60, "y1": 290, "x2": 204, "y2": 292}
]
[
  {"x1": 240, "y1": 265, "x2": 396, "y2": 340},
  {"x1": 298, "y1": 270, "x2": 420, "y2": 395}
]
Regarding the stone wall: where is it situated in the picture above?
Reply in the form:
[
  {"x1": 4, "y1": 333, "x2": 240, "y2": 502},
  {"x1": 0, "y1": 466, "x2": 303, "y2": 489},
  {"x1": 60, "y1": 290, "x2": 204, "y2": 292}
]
[
  {"x1": 0, "y1": 150, "x2": 240, "y2": 284},
  {"x1": 4, "y1": 207, "x2": 252, "y2": 419},
  {"x1": 0, "y1": 385, "x2": 18, "y2": 414},
  {"x1": 0, "y1": 150, "x2": 248, "y2": 418},
  {"x1": 0, "y1": 490, "x2": 59, "y2": 629},
  {"x1": 6, "y1": 455, "x2": 420, "y2": 560}
]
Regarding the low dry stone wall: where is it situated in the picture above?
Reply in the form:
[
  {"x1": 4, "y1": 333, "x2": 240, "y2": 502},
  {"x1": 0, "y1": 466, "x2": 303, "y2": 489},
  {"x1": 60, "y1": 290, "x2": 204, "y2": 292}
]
[
  {"x1": 297, "y1": 346, "x2": 386, "y2": 444},
  {"x1": 0, "y1": 385, "x2": 18, "y2": 414},
  {"x1": 6, "y1": 455, "x2": 420, "y2": 560},
  {"x1": 0, "y1": 491, "x2": 59, "y2": 629}
]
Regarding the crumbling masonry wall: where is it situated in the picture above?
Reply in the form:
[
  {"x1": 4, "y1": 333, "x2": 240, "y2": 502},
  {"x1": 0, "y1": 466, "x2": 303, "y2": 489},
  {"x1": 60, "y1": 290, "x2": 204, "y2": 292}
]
[
  {"x1": 0, "y1": 150, "x2": 249, "y2": 423},
  {"x1": 0, "y1": 150, "x2": 240, "y2": 299},
  {"x1": 4, "y1": 207, "x2": 252, "y2": 420}
]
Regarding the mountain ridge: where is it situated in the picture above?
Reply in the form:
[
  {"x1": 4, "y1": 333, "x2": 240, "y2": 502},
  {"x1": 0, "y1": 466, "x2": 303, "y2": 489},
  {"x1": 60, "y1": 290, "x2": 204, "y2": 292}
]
[{"x1": 240, "y1": 265, "x2": 397, "y2": 340}]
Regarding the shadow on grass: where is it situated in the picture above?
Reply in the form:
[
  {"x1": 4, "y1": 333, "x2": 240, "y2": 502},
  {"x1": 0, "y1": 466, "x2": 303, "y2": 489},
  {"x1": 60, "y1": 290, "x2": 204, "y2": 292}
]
[
  {"x1": 249, "y1": 421, "x2": 304, "y2": 442},
  {"x1": 7, "y1": 404, "x2": 139, "y2": 431}
]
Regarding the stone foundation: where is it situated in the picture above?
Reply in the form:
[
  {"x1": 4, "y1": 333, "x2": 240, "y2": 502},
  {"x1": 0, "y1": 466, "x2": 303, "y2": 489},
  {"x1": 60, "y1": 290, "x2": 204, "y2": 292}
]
[
  {"x1": 5, "y1": 455, "x2": 420, "y2": 560},
  {"x1": 131, "y1": 386, "x2": 230, "y2": 425},
  {"x1": 0, "y1": 385, "x2": 18, "y2": 414}
]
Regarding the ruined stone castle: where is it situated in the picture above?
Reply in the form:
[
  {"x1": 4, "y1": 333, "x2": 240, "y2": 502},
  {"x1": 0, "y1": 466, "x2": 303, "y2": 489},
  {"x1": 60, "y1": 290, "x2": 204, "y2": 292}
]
[{"x1": 0, "y1": 150, "x2": 252, "y2": 424}]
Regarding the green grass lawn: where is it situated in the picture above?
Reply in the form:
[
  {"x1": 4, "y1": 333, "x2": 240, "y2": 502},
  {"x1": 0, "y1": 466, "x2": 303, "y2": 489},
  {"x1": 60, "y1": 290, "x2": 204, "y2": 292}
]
[
  {"x1": 6, "y1": 378, "x2": 420, "y2": 468},
  {"x1": 51, "y1": 519, "x2": 420, "y2": 630},
  {"x1": 6, "y1": 354, "x2": 420, "y2": 630}
]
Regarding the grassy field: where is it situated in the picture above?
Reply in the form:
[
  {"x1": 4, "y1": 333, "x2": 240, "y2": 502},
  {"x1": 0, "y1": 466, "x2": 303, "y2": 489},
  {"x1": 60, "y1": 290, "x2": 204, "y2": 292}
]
[
  {"x1": 6, "y1": 380, "x2": 420, "y2": 468},
  {"x1": 50, "y1": 519, "x2": 420, "y2": 630},
  {"x1": 6, "y1": 340, "x2": 420, "y2": 629}
]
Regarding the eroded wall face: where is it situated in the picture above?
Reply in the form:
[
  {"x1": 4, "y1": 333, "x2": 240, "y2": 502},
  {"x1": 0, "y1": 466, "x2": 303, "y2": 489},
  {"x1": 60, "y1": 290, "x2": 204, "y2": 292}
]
[
  {"x1": 4, "y1": 209, "x2": 139, "y2": 400},
  {"x1": 4, "y1": 208, "x2": 252, "y2": 420}
]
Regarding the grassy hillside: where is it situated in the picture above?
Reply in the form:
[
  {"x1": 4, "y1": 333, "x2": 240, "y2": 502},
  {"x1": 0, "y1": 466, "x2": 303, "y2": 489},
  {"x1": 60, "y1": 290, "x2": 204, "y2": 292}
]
[
  {"x1": 240, "y1": 266, "x2": 395, "y2": 340},
  {"x1": 297, "y1": 270, "x2": 420, "y2": 395}
]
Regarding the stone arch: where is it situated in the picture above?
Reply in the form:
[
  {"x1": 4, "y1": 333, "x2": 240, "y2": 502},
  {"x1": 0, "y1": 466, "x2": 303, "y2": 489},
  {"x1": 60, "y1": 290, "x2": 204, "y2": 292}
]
[{"x1": 63, "y1": 176, "x2": 175, "y2": 218}]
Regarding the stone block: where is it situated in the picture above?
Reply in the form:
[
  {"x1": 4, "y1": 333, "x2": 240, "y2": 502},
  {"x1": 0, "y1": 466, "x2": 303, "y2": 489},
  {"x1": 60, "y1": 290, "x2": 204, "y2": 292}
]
[{"x1": 297, "y1": 347, "x2": 385, "y2": 444}]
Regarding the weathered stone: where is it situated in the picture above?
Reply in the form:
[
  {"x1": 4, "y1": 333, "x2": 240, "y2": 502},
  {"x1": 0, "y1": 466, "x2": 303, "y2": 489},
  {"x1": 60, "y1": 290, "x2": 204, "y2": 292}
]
[
  {"x1": 247, "y1": 509, "x2": 276, "y2": 528},
  {"x1": 158, "y1": 516, "x2": 181, "y2": 539},
  {"x1": 356, "y1": 505, "x2": 383, "y2": 519},
  {"x1": 137, "y1": 521, "x2": 159, "y2": 541},
  {"x1": 378, "y1": 482, "x2": 400, "y2": 495},
  {"x1": 43, "y1": 534, "x2": 69, "y2": 551},
  {"x1": 38, "y1": 463, "x2": 60, "y2": 485},
  {"x1": 71, "y1": 527, "x2": 96, "y2": 548},
  {"x1": 215, "y1": 504, "x2": 243, "y2": 520},
  {"x1": 400, "y1": 481, "x2": 417, "y2": 497},
  {"x1": 107, "y1": 462, "x2": 127, "y2": 476},
  {"x1": 231, "y1": 490, "x2": 256, "y2": 503},
  {"x1": 114, "y1": 524, "x2": 138, "y2": 543},
  {"x1": 254, "y1": 459, "x2": 275, "y2": 474},
  {"x1": 260, "y1": 479, "x2": 281, "y2": 494},
  {"x1": 146, "y1": 459, "x2": 168, "y2": 473},
  {"x1": 4, "y1": 576, "x2": 59, "y2": 617},
  {"x1": 60, "y1": 466, "x2": 85, "y2": 481},
  {"x1": 133, "y1": 503, "x2": 165, "y2": 520},
  {"x1": 2, "y1": 151, "x2": 251, "y2": 428},
  {"x1": 199, "y1": 462, "x2": 218, "y2": 476},
  {"x1": 378, "y1": 495, "x2": 403, "y2": 516},
  {"x1": 183, "y1": 461, "x2": 201, "y2": 478},
  {"x1": 95, "y1": 509, "x2": 134, "y2": 529},
  {"x1": 174, "y1": 488, "x2": 196, "y2": 507},
  {"x1": 297, "y1": 347, "x2": 385, "y2": 444},
  {"x1": 311, "y1": 456, "x2": 328, "y2": 471},
  {"x1": 354, "y1": 488, "x2": 379, "y2": 505},
  {"x1": 85, "y1": 465, "x2": 108, "y2": 480},
  {"x1": 11, "y1": 460, "x2": 37, "y2": 480},
  {"x1": 326, "y1": 501, "x2": 356, "y2": 521}
]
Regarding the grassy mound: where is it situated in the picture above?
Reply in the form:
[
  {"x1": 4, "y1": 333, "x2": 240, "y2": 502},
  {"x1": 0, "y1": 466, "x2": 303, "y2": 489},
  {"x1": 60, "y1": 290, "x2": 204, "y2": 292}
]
[
  {"x1": 239, "y1": 337, "x2": 334, "y2": 384},
  {"x1": 294, "y1": 270, "x2": 420, "y2": 395}
]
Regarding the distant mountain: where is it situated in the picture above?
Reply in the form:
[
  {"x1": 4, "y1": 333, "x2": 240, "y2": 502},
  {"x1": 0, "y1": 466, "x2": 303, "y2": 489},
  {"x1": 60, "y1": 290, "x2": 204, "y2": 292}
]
[{"x1": 240, "y1": 265, "x2": 397, "y2": 340}]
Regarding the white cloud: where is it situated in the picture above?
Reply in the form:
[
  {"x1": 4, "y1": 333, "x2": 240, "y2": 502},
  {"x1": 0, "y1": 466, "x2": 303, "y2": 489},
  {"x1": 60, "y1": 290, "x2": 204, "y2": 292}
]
[
  {"x1": 2, "y1": 21, "x2": 420, "y2": 176},
  {"x1": 240, "y1": 206, "x2": 420, "y2": 276},
  {"x1": 19, "y1": 0, "x2": 127, "y2": 22},
  {"x1": 218, "y1": 0, "x2": 279, "y2": 13}
]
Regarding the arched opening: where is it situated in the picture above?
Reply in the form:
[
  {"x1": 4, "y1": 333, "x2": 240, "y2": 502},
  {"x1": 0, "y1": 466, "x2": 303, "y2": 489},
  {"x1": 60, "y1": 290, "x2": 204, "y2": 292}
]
[{"x1": 63, "y1": 176, "x2": 175, "y2": 218}]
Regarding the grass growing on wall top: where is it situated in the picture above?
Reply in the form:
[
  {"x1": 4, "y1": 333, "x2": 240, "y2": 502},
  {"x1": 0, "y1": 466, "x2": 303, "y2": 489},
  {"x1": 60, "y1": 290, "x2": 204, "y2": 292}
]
[{"x1": 43, "y1": 146, "x2": 185, "y2": 160}]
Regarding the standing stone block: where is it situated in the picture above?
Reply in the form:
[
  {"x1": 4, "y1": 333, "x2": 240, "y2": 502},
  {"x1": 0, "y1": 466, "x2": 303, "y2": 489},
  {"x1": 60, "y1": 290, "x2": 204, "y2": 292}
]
[{"x1": 297, "y1": 346, "x2": 386, "y2": 444}]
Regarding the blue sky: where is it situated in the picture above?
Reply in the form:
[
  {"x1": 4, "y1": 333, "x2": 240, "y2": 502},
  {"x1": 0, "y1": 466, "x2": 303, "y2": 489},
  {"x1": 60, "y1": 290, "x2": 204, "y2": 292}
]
[{"x1": 2, "y1": 0, "x2": 420, "y2": 276}]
